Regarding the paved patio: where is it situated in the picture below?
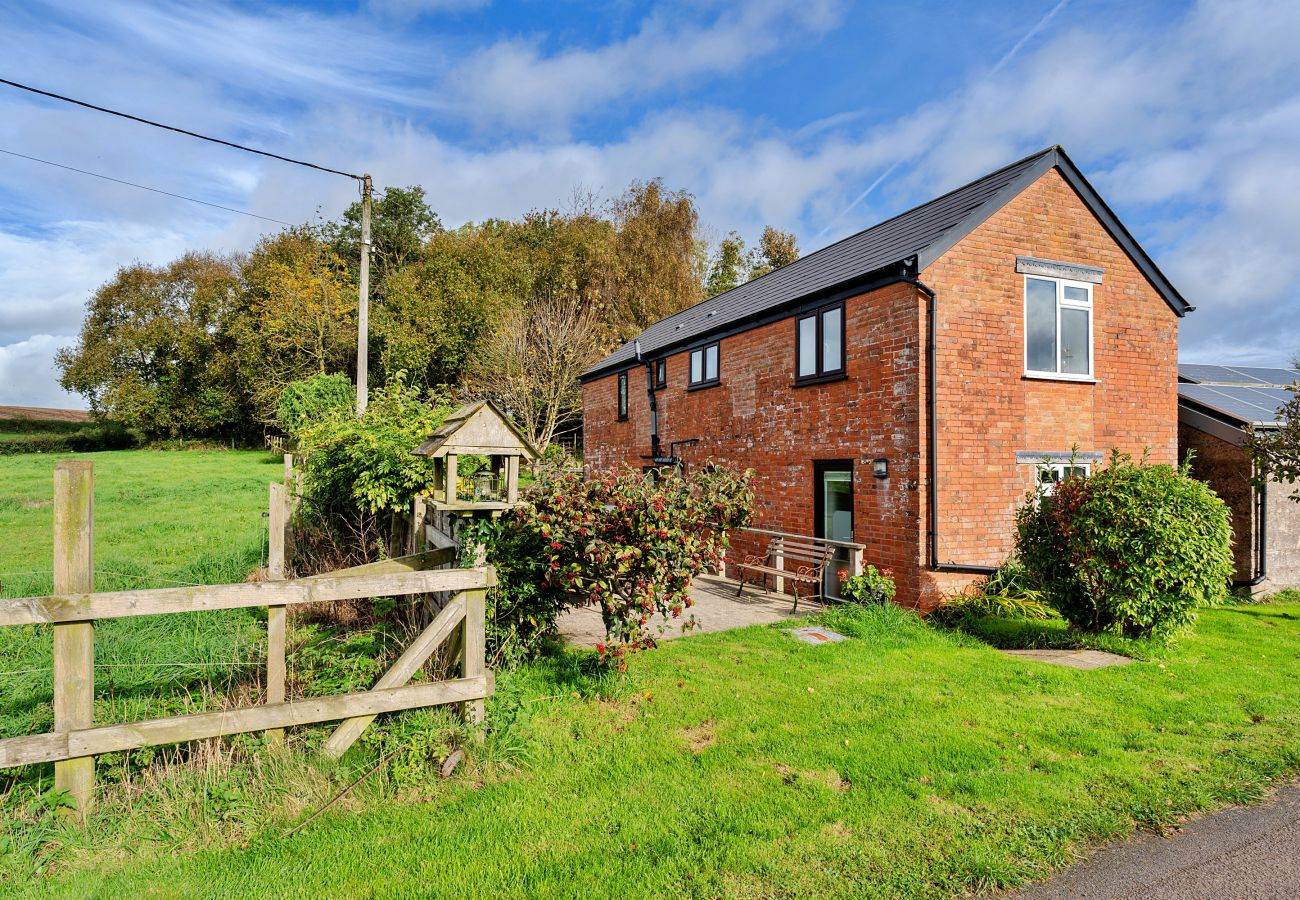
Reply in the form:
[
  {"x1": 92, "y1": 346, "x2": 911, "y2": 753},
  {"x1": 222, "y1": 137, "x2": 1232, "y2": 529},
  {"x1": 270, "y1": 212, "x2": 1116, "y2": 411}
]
[
  {"x1": 1001, "y1": 648, "x2": 1132, "y2": 670},
  {"x1": 556, "y1": 573, "x2": 826, "y2": 647}
]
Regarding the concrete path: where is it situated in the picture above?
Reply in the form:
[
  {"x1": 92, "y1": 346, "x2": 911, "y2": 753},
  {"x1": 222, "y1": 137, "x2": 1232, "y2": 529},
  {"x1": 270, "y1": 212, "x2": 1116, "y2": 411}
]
[
  {"x1": 1002, "y1": 648, "x2": 1132, "y2": 670},
  {"x1": 556, "y1": 573, "x2": 824, "y2": 648},
  {"x1": 1015, "y1": 782, "x2": 1300, "y2": 899}
]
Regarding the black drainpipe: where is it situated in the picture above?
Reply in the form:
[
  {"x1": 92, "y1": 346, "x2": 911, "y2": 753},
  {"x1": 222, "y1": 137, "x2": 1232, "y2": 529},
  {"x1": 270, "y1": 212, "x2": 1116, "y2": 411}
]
[
  {"x1": 645, "y1": 361, "x2": 661, "y2": 460},
  {"x1": 904, "y1": 270, "x2": 998, "y2": 576}
]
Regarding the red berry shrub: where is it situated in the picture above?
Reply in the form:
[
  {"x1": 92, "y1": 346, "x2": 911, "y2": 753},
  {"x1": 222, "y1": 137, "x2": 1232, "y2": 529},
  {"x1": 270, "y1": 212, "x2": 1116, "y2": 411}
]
[{"x1": 470, "y1": 463, "x2": 752, "y2": 667}]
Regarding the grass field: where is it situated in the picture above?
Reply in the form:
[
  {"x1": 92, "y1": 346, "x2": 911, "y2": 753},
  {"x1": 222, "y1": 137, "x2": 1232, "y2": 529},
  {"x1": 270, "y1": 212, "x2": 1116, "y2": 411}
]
[
  {"x1": 3, "y1": 448, "x2": 1300, "y2": 897},
  {"x1": 13, "y1": 596, "x2": 1300, "y2": 898},
  {"x1": 0, "y1": 449, "x2": 282, "y2": 753}
]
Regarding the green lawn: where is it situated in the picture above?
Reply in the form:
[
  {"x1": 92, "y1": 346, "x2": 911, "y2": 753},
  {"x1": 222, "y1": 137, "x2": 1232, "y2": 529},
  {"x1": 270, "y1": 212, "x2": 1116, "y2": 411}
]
[
  {"x1": 16, "y1": 598, "x2": 1300, "y2": 899},
  {"x1": 0, "y1": 449, "x2": 282, "y2": 748}
]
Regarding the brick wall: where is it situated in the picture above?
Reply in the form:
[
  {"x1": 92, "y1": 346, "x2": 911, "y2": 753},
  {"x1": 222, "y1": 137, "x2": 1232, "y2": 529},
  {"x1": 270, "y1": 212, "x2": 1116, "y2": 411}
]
[
  {"x1": 582, "y1": 280, "x2": 927, "y2": 602},
  {"x1": 918, "y1": 167, "x2": 1181, "y2": 602},
  {"x1": 1178, "y1": 423, "x2": 1257, "y2": 580},
  {"x1": 583, "y1": 166, "x2": 1182, "y2": 610}
]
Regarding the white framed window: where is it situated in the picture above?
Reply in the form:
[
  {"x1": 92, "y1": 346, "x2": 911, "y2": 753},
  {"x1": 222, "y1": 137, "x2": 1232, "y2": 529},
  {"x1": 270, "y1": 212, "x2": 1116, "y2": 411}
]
[
  {"x1": 1025, "y1": 275, "x2": 1093, "y2": 379},
  {"x1": 1036, "y1": 462, "x2": 1089, "y2": 496},
  {"x1": 689, "y1": 342, "x2": 719, "y2": 387}
]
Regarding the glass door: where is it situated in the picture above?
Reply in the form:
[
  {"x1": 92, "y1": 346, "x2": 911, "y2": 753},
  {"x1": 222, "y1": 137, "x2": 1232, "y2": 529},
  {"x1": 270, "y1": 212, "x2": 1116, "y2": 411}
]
[{"x1": 814, "y1": 462, "x2": 854, "y2": 600}]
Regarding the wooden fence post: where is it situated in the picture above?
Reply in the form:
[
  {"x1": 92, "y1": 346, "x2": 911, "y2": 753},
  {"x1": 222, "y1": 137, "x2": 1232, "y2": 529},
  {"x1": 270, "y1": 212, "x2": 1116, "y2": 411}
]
[
  {"x1": 266, "y1": 482, "x2": 289, "y2": 744},
  {"x1": 409, "y1": 496, "x2": 427, "y2": 555},
  {"x1": 462, "y1": 587, "x2": 487, "y2": 725},
  {"x1": 53, "y1": 460, "x2": 94, "y2": 818}
]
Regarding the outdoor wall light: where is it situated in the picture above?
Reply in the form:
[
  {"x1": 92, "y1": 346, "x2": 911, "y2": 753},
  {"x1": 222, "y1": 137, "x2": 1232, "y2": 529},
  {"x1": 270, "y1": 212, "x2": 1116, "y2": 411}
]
[{"x1": 872, "y1": 458, "x2": 889, "y2": 479}]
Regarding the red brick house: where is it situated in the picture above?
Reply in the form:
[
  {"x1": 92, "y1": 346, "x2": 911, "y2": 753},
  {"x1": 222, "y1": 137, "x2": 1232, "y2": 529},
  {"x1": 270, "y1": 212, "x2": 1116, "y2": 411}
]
[{"x1": 580, "y1": 146, "x2": 1192, "y2": 610}]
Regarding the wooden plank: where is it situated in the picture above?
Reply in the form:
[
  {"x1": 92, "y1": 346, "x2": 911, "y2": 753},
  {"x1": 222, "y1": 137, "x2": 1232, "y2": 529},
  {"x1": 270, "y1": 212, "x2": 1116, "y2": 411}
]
[
  {"x1": 462, "y1": 589, "x2": 487, "y2": 725},
  {"x1": 0, "y1": 675, "x2": 494, "y2": 769},
  {"x1": 52, "y1": 460, "x2": 94, "y2": 818},
  {"x1": 0, "y1": 567, "x2": 494, "y2": 627},
  {"x1": 266, "y1": 482, "x2": 289, "y2": 744},
  {"x1": 322, "y1": 593, "x2": 467, "y2": 758},
  {"x1": 444, "y1": 454, "x2": 458, "y2": 505},
  {"x1": 308, "y1": 548, "x2": 457, "y2": 580}
]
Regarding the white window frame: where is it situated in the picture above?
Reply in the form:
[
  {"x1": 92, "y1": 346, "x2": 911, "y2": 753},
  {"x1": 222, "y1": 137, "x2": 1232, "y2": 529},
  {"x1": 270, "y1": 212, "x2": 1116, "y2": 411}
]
[
  {"x1": 1036, "y1": 462, "x2": 1090, "y2": 496},
  {"x1": 1024, "y1": 275, "x2": 1095, "y2": 381}
]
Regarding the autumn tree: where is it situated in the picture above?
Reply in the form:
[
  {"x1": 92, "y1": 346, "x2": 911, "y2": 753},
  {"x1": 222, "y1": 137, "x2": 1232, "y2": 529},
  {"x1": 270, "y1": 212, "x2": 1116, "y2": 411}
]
[
  {"x1": 604, "y1": 179, "x2": 702, "y2": 341},
  {"x1": 56, "y1": 253, "x2": 247, "y2": 437},
  {"x1": 748, "y1": 225, "x2": 799, "y2": 279},
  {"x1": 233, "y1": 227, "x2": 357, "y2": 423},
  {"x1": 326, "y1": 185, "x2": 441, "y2": 293},
  {"x1": 462, "y1": 293, "x2": 603, "y2": 450},
  {"x1": 704, "y1": 231, "x2": 747, "y2": 298}
]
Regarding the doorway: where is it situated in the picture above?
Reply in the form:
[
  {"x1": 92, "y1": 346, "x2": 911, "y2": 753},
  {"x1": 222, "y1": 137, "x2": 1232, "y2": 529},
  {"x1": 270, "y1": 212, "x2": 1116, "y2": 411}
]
[{"x1": 814, "y1": 460, "x2": 854, "y2": 600}]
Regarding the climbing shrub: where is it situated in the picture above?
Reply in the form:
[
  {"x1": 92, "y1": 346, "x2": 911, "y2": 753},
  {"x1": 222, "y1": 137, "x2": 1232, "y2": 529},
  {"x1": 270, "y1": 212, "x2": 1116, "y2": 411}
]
[
  {"x1": 468, "y1": 463, "x2": 753, "y2": 668},
  {"x1": 1015, "y1": 450, "x2": 1233, "y2": 638},
  {"x1": 276, "y1": 373, "x2": 354, "y2": 439}
]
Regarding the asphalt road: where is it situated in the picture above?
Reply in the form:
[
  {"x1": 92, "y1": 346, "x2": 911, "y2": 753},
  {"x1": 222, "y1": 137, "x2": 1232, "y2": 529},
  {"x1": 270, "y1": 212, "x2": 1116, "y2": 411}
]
[{"x1": 1016, "y1": 783, "x2": 1300, "y2": 899}]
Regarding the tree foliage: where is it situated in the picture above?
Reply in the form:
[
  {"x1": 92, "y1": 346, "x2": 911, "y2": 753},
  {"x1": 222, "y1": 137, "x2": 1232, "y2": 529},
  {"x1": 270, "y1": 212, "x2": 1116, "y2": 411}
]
[
  {"x1": 1247, "y1": 377, "x2": 1300, "y2": 503},
  {"x1": 1015, "y1": 451, "x2": 1234, "y2": 639},
  {"x1": 328, "y1": 185, "x2": 442, "y2": 293},
  {"x1": 748, "y1": 225, "x2": 800, "y2": 278},
  {"x1": 56, "y1": 253, "x2": 246, "y2": 438},
  {"x1": 704, "y1": 231, "x2": 747, "y2": 298},
  {"x1": 277, "y1": 373, "x2": 354, "y2": 438}
]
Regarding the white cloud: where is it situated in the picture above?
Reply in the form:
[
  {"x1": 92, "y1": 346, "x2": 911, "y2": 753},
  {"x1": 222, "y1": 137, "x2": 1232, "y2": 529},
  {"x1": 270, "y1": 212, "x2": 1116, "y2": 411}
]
[
  {"x1": 1, "y1": 0, "x2": 1298, "y2": 410},
  {"x1": 447, "y1": 0, "x2": 845, "y2": 133},
  {"x1": 0, "y1": 335, "x2": 83, "y2": 409}
]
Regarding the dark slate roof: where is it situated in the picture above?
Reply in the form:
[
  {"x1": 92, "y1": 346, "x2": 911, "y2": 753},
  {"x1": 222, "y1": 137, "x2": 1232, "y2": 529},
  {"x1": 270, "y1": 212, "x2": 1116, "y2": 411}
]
[
  {"x1": 584, "y1": 145, "x2": 1192, "y2": 381},
  {"x1": 1177, "y1": 364, "x2": 1299, "y2": 427}
]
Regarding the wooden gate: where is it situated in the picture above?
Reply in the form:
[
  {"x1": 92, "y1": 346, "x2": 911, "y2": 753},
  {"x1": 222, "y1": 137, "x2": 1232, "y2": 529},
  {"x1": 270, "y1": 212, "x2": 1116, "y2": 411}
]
[{"x1": 0, "y1": 461, "x2": 494, "y2": 818}]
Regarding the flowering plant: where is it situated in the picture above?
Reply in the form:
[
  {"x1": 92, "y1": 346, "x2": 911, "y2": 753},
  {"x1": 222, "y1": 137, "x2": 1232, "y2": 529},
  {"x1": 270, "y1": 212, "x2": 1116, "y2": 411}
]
[
  {"x1": 474, "y1": 462, "x2": 752, "y2": 668},
  {"x1": 838, "y1": 565, "x2": 896, "y2": 605}
]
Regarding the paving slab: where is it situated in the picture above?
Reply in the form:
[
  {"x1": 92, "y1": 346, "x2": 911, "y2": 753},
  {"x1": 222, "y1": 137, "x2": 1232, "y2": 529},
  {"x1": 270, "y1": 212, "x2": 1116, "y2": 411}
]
[
  {"x1": 556, "y1": 573, "x2": 825, "y2": 648},
  {"x1": 1002, "y1": 648, "x2": 1132, "y2": 669},
  {"x1": 1013, "y1": 782, "x2": 1300, "y2": 899}
]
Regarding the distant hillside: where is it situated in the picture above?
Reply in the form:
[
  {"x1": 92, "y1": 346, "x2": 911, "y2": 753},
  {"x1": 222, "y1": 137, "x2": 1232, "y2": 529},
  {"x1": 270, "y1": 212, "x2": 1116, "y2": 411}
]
[{"x1": 0, "y1": 406, "x2": 91, "y2": 423}]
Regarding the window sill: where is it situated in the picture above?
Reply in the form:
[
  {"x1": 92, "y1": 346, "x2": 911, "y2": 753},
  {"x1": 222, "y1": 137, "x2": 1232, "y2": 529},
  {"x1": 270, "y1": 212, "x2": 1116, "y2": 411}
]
[
  {"x1": 616, "y1": 416, "x2": 629, "y2": 423},
  {"x1": 1022, "y1": 371, "x2": 1098, "y2": 384},
  {"x1": 687, "y1": 380, "x2": 721, "y2": 392},
  {"x1": 791, "y1": 372, "x2": 848, "y2": 388}
]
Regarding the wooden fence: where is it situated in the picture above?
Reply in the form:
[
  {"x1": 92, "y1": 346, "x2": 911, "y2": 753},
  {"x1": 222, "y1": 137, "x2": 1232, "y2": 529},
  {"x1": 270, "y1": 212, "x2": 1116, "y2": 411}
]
[{"x1": 0, "y1": 460, "x2": 494, "y2": 820}]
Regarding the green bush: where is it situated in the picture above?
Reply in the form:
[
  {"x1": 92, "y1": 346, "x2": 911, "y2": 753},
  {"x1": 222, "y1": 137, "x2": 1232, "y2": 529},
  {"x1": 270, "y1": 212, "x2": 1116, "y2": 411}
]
[
  {"x1": 1015, "y1": 450, "x2": 1233, "y2": 638},
  {"x1": 276, "y1": 373, "x2": 354, "y2": 439},
  {"x1": 930, "y1": 559, "x2": 1057, "y2": 626},
  {"x1": 0, "y1": 421, "x2": 138, "y2": 455},
  {"x1": 298, "y1": 374, "x2": 454, "y2": 520},
  {"x1": 838, "y1": 565, "x2": 896, "y2": 604}
]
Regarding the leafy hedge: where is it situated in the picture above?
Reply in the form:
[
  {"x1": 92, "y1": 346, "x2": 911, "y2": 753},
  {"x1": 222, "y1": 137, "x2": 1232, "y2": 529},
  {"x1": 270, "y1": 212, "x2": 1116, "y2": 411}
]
[
  {"x1": 0, "y1": 421, "x2": 138, "y2": 455},
  {"x1": 276, "y1": 373, "x2": 354, "y2": 439},
  {"x1": 1015, "y1": 450, "x2": 1233, "y2": 638}
]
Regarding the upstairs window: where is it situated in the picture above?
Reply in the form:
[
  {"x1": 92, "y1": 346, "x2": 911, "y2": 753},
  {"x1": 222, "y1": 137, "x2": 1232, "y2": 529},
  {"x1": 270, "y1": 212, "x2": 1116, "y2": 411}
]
[
  {"x1": 689, "y1": 343, "x2": 719, "y2": 388},
  {"x1": 617, "y1": 371, "x2": 628, "y2": 421},
  {"x1": 654, "y1": 358, "x2": 667, "y2": 389},
  {"x1": 1025, "y1": 276, "x2": 1093, "y2": 378},
  {"x1": 796, "y1": 303, "x2": 845, "y2": 381}
]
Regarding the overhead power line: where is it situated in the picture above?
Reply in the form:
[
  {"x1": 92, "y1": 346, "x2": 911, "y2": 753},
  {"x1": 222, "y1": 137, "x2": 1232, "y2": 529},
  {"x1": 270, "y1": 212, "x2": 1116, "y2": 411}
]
[
  {"x1": 0, "y1": 77, "x2": 362, "y2": 181},
  {"x1": 0, "y1": 147, "x2": 294, "y2": 226}
]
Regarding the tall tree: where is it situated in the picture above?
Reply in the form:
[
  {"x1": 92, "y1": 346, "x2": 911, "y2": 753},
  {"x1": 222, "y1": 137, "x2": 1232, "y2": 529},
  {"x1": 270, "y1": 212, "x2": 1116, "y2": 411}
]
[
  {"x1": 604, "y1": 179, "x2": 702, "y2": 341},
  {"x1": 704, "y1": 231, "x2": 747, "y2": 298},
  {"x1": 329, "y1": 185, "x2": 442, "y2": 293},
  {"x1": 56, "y1": 253, "x2": 246, "y2": 437},
  {"x1": 462, "y1": 294, "x2": 603, "y2": 450},
  {"x1": 747, "y1": 225, "x2": 800, "y2": 279},
  {"x1": 234, "y1": 228, "x2": 357, "y2": 423}
]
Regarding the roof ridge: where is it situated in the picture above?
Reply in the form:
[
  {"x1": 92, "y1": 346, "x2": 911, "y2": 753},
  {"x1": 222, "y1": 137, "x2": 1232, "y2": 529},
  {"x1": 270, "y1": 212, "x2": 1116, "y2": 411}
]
[{"x1": 614, "y1": 146, "x2": 1061, "y2": 344}]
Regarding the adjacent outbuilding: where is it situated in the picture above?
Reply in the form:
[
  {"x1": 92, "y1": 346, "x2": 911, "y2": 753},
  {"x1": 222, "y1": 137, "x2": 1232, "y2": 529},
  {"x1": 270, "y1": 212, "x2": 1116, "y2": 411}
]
[{"x1": 1178, "y1": 364, "x2": 1300, "y2": 591}]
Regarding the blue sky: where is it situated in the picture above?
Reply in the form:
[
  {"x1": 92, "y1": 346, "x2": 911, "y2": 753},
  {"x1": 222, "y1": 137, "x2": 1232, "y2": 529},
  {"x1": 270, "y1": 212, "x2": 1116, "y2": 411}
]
[{"x1": 1, "y1": 0, "x2": 1298, "y2": 406}]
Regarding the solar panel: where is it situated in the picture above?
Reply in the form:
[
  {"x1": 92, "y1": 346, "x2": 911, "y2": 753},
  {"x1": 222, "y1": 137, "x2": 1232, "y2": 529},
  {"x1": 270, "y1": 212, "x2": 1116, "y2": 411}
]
[
  {"x1": 1178, "y1": 383, "x2": 1294, "y2": 424},
  {"x1": 1178, "y1": 364, "x2": 1300, "y2": 386}
]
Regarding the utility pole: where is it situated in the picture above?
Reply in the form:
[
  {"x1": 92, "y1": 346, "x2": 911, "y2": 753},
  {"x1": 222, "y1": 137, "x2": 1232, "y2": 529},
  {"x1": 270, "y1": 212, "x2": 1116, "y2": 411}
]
[{"x1": 356, "y1": 173, "x2": 373, "y2": 415}]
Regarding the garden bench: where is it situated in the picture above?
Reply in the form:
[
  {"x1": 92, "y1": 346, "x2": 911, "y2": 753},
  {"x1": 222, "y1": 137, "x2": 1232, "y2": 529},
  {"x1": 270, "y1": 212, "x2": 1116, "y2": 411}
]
[{"x1": 733, "y1": 539, "x2": 836, "y2": 612}]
